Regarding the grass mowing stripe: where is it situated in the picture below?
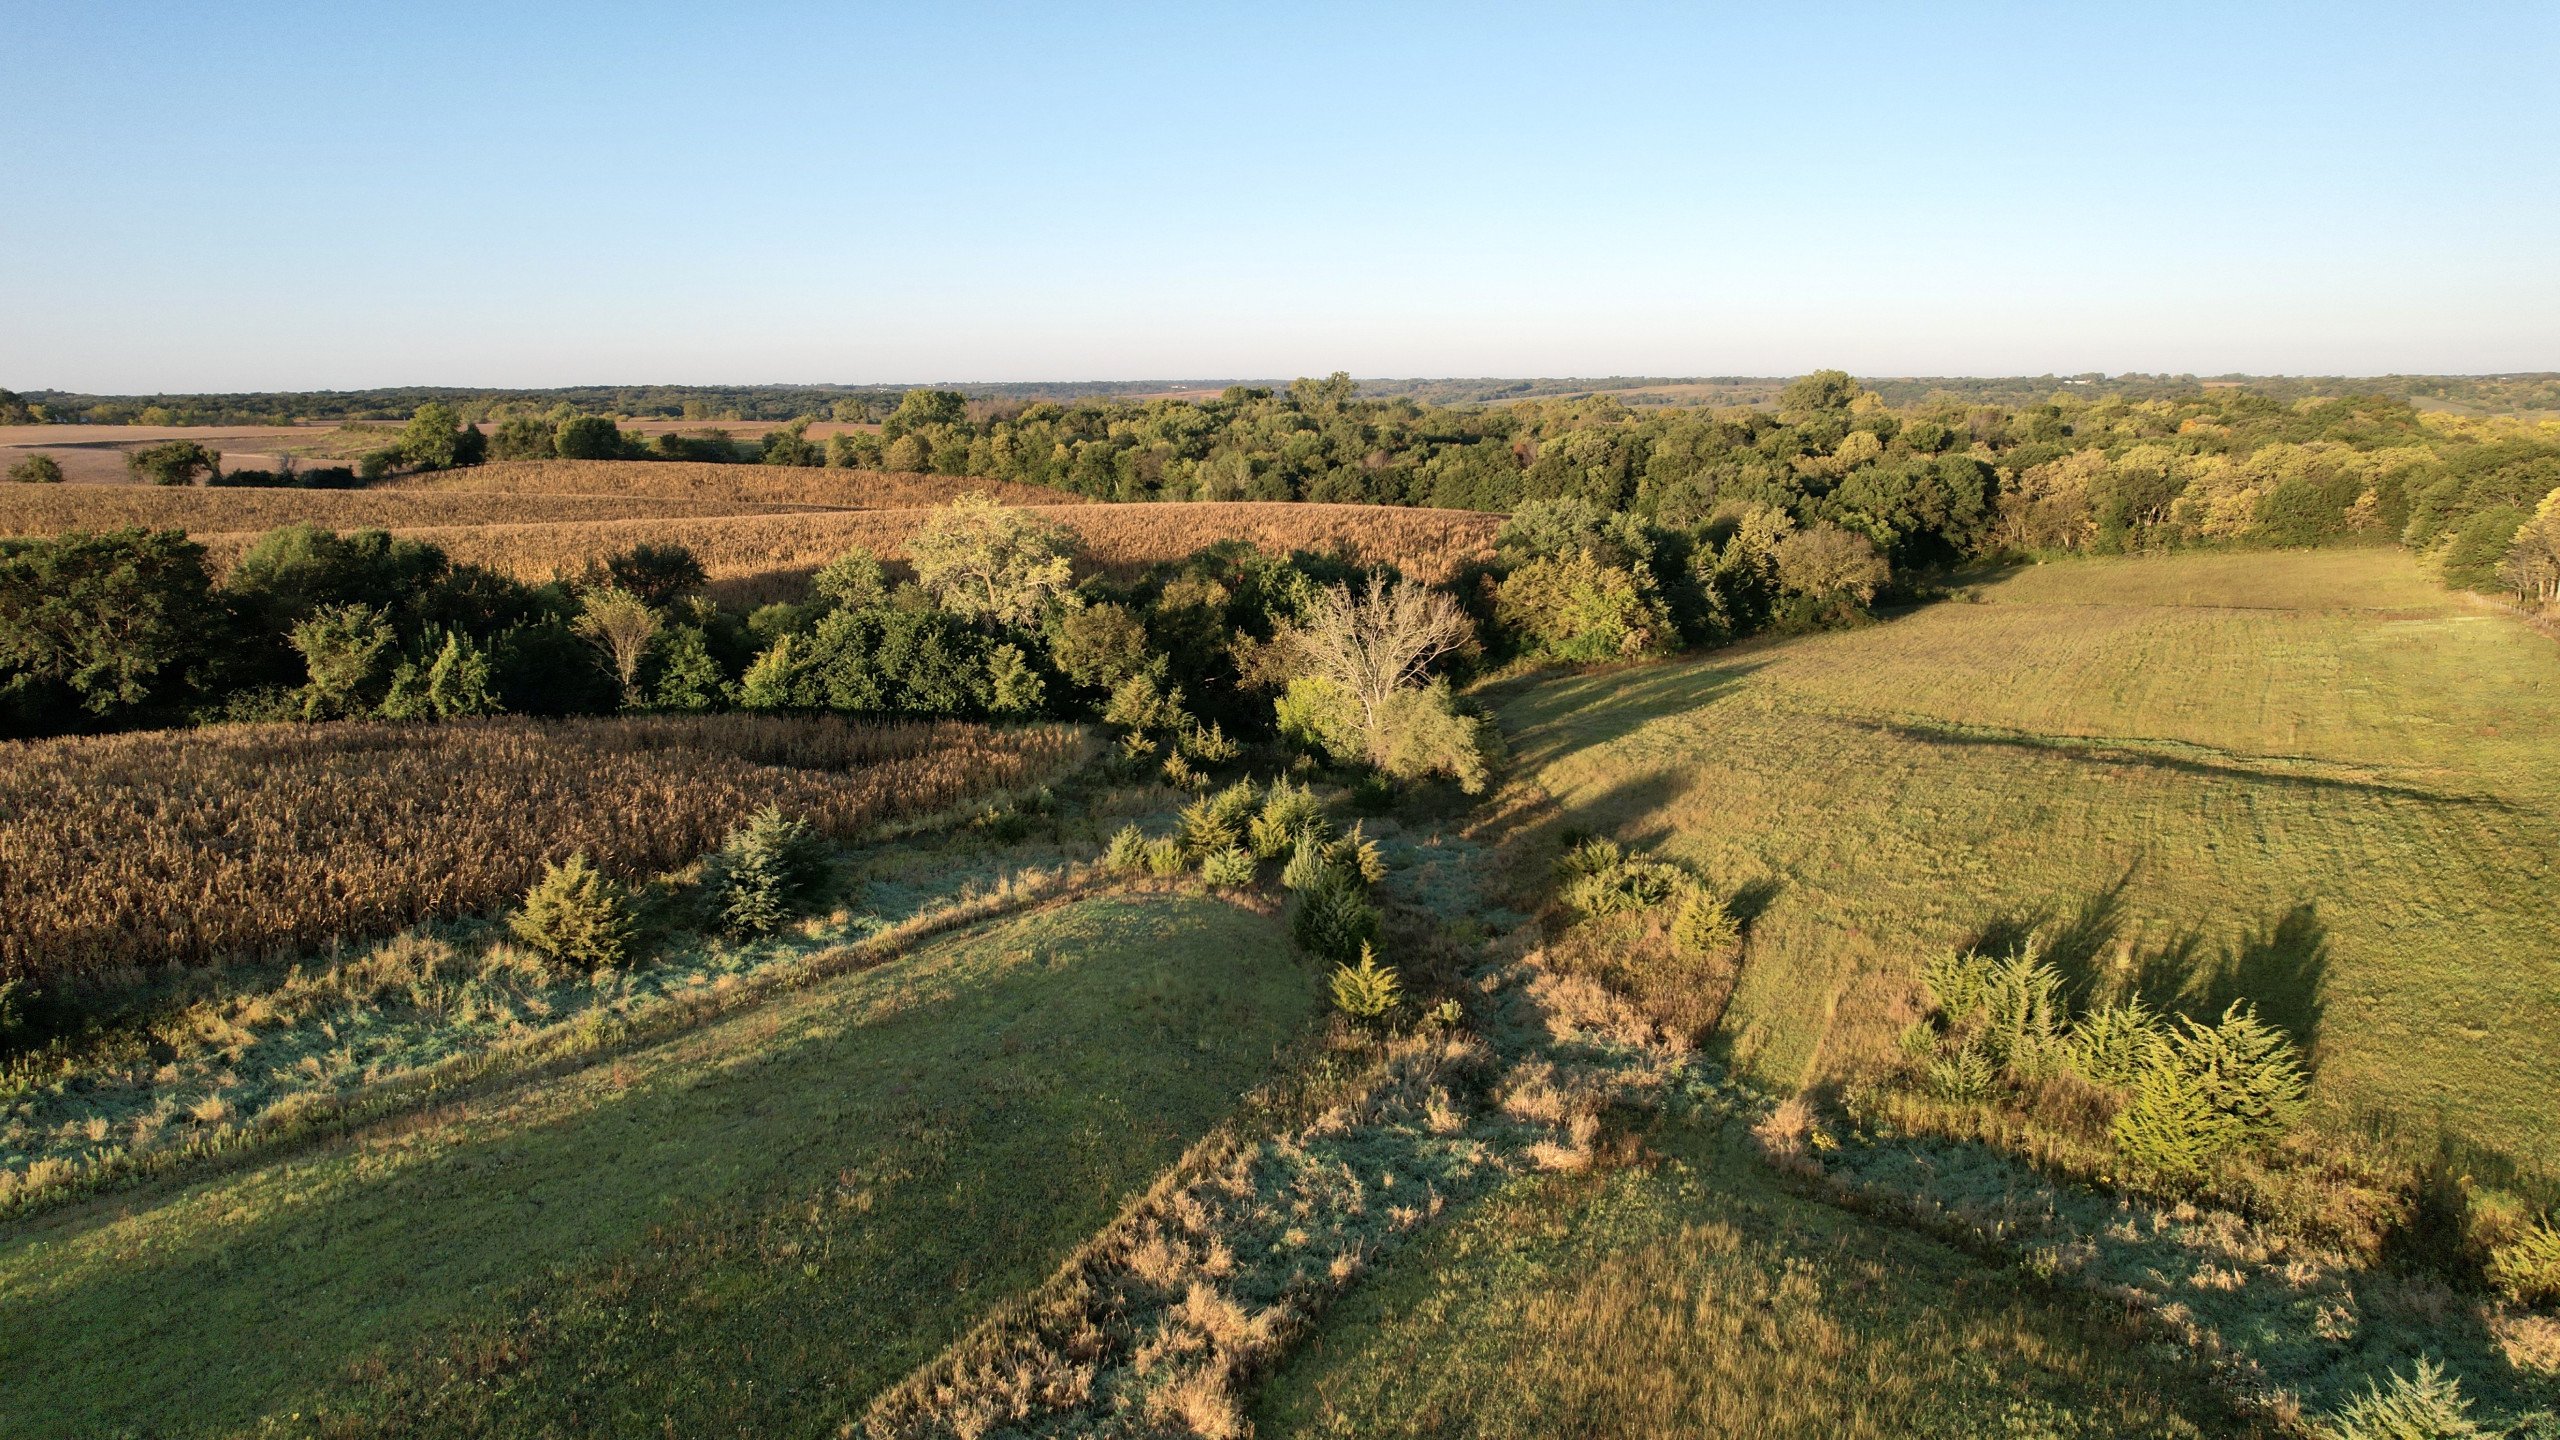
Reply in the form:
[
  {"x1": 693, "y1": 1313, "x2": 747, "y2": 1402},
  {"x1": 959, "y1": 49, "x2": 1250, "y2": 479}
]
[
  {"x1": 0, "y1": 893, "x2": 1317, "y2": 1440},
  {"x1": 1250, "y1": 1108, "x2": 2261, "y2": 1439}
]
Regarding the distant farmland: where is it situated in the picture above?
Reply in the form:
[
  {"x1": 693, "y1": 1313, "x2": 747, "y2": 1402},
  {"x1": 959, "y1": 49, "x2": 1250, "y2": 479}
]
[
  {"x1": 189, "y1": 500, "x2": 1501, "y2": 602},
  {"x1": 2, "y1": 456, "x2": 1499, "y2": 600},
  {"x1": 0, "y1": 484, "x2": 824, "y2": 537},
  {"x1": 384, "y1": 459, "x2": 1081, "y2": 509}
]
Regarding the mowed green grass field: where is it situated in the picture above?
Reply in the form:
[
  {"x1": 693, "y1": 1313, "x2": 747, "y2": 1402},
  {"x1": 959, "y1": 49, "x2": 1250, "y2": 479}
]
[
  {"x1": 1253, "y1": 1109, "x2": 2260, "y2": 1439},
  {"x1": 1496, "y1": 549, "x2": 2560, "y2": 1177},
  {"x1": 0, "y1": 894, "x2": 1316, "y2": 1440}
]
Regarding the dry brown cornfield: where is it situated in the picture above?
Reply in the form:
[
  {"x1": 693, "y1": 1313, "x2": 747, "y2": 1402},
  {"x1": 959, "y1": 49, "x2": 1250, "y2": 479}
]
[
  {"x1": 0, "y1": 715, "x2": 1090, "y2": 982},
  {"x1": 187, "y1": 500, "x2": 1503, "y2": 603},
  {"x1": 3, "y1": 455, "x2": 1496, "y2": 601},
  {"x1": 384, "y1": 460, "x2": 1083, "y2": 509}
]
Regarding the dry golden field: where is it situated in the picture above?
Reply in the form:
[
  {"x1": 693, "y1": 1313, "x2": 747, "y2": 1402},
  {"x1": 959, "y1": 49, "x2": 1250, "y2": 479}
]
[
  {"x1": 383, "y1": 459, "x2": 1079, "y2": 509},
  {"x1": 180, "y1": 499, "x2": 1501, "y2": 602},
  {"x1": 0, "y1": 715, "x2": 1089, "y2": 981},
  {"x1": 0, "y1": 423, "x2": 364, "y2": 486},
  {"x1": 0, "y1": 485, "x2": 826, "y2": 538},
  {"x1": 1, "y1": 451, "x2": 1500, "y2": 602}
]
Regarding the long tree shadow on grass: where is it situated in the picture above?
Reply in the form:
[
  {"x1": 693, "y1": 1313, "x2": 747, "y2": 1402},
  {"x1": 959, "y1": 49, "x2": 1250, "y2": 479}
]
[
  {"x1": 1490, "y1": 656, "x2": 1768, "y2": 771},
  {"x1": 1970, "y1": 883, "x2": 2328, "y2": 1069},
  {"x1": 1963, "y1": 870, "x2": 2136, "y2": 1001},
  {"x1": 2198, "y1": 903, "x2": 2330, "y2": 1059}
]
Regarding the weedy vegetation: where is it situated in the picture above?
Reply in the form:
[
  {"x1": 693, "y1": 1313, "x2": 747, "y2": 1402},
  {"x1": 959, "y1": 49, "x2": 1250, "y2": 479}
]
[{"x1": 0, "y1": 714, "x2": 1086, "y2": 981}]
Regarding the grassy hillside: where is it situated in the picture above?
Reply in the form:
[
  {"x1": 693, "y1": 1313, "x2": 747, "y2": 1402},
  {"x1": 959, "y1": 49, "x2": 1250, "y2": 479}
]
[
  {"x1": 1496, "y1": 549, "x2": 2560, "y2": 1178},
  {"x1": 0, "y1": 893, "x2": 1317, "y2": 1439},
  {"x1": 1253, "y1": 1108, "x2": 2260, "y2": 1439}
]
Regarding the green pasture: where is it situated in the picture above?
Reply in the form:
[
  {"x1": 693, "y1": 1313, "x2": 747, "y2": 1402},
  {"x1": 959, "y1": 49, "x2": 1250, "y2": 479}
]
[
  {"x1": 1497, "y1": 549, "x2": 2560, "y2": 1178},
  {"x1": 0, "y1": 893, "x2": 1315, "y2": 1439},
  {"x1": 1253, "y1": 1108, "x2": 2261, "y2": 1438}
]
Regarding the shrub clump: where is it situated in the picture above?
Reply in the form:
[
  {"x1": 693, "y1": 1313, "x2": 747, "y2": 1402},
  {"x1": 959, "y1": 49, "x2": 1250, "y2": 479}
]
[
  {"x1": 1179, "y1": 780, "x2": 1260, "y2": 860},
  {"x1": 1556, "y1": 836, "x2": 1681, "y2": 915},
  {"x1": 1250, "y1": 779, "x2": 1330, "y2": 860},
  {"x1": 2317, "y1": 1358, "x2": 2484, "y2": 1440},
  {"x1": 1141, "y1": 837, "x2": 1187, "y2": 878},
  {"x1": 1907, "y1": 945, "x2": 2309, "y2": 1189},
  {"x1": 1291, "y1": 865, "x2": 1380, "y2": 964},
  {"x1": 1104, "y1": 823, "x2": 1148, "y2": 873},
  {"x1": 2485, "y1": 1215, "x2": 2560, "y2": 1307},
  {"x1": 508, "y1": 853, "x2": 635, "y2": 969},
  {"x1": 2108, "y1": 1003, "x2": 2306, "y2": 1184},
  {"x1": 706, "y1": 805, "x2": 829, "y2": 937},
  {"x1": 1669, "y1": 887, "x2": 1742, "y2": 959},
  {"x1": 1198, "y1": 846, "x2": 1256, "y2": 887},
  {"x1": 1284, "y1": 824, "x2": 1385, "y2": 891},
  {"x1": 1918, "y1": 946, "x2": 2067, "y2": 1082}
]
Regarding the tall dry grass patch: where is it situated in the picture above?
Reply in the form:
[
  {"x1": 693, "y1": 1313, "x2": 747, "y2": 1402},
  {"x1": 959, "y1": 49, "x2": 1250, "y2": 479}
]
[
  {"x1": 193, "y1": 501, "x2": 1503, "y2": 598},
  {"x1": 0, "y1": 484, "x2": 827, "y2": 539},
  {"x1": 383, "y1": 460, "x2": 1083, "y2": 510},
  {"x1": 0, "y1": 714, "x2": 1086, "y2": 981}
]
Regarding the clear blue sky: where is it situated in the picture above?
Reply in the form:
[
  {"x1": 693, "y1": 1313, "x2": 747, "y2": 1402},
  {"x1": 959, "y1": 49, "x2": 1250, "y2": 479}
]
[{"x1": 4, "y1": 1, "x2": 2555, "y2": 391}]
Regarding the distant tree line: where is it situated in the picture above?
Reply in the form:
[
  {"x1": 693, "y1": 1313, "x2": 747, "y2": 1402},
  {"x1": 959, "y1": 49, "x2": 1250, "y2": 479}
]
[
  {"x1": 0, "y1": 381, "x2": 1230, "y2": 428},
  {"x1": 14, "y1": 370, "x2": 2558, "y2": 620}
]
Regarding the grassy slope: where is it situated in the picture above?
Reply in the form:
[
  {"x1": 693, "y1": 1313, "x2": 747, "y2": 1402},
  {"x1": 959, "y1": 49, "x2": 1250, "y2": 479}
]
[
  {"x1": 1496, "y1": 549, "x2": 2560, "y2": 1177},
  {"x1": 1254, "y1": 1108, "x2": 2261, "y2": 1439},
  {"x1": 0, "y1": 893, "x2": 1316, "y2": 1440}
]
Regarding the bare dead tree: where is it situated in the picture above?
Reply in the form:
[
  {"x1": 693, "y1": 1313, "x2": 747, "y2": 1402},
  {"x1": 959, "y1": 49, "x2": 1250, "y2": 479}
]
[
  {"x1": 1280, "y1": 575, "x2": 1474, "y2": 760},
  {"x1": 574, "y1": 585, "x2": 662, "y2": 708}
]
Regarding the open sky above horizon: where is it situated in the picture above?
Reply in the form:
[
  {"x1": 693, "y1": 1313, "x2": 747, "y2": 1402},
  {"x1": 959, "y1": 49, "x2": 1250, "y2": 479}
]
[{"x1": 5, "y1": 1, "x2": 2557, "y2": 393}]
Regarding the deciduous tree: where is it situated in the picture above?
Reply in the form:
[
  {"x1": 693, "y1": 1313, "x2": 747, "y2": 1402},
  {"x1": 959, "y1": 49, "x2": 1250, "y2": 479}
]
[
  {"x1": 574, "y1": 586, "x2": 661, "y2": 708},
  {"x1": 907, "y1": 492, "x2": 1076, "y2": 627}
]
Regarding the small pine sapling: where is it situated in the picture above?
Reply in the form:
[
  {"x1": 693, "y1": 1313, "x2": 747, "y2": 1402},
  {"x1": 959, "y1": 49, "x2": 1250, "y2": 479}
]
[
  {"x1": 509, "y1": 853, "x2": 636, "y2": 969},
  {"x1": 1669, "y1": 887, "x2": 1742, "y2": 959},
  {"x1": 1330, "y1": 943, "x2": 1403, "y2": 1023},
  {"x1": 1198, "y1": 846, "x2": 1256, "y2": 886},
  {"x1": 1104, "y1": 823, "x2": 1148, "y2": 873},
  {"x1": 708, "y1": 805, "x2": 829, "y2": 937}
]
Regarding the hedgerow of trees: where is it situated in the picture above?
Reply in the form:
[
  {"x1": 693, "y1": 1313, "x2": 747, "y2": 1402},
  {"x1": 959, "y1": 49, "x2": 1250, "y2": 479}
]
[{"x1": 0, "y1": 502, "x2": 1506, "y2": 804}]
